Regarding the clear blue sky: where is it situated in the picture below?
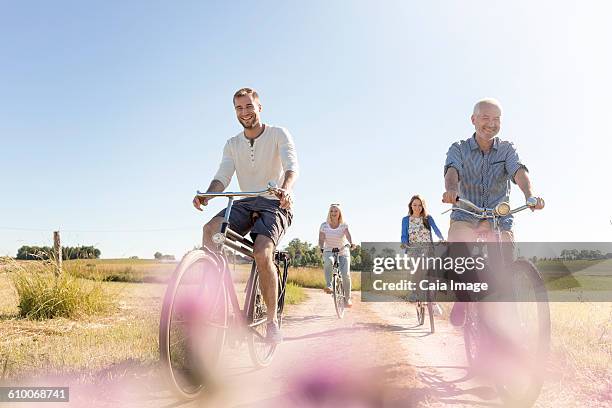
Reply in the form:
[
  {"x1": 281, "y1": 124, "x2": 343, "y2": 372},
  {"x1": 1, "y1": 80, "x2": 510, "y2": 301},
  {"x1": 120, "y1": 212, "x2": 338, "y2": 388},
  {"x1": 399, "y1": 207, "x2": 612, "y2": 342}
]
[{"x1": 1, "y1": 1, "x2": 610, "y2": 258}]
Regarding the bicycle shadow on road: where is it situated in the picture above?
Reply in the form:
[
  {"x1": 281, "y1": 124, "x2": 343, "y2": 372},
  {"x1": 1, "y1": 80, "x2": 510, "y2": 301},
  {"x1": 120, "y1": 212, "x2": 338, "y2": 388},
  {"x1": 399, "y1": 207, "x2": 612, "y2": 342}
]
[
  {"x1": 281, "y1": 314, "x2": 336, "y2": 325},
  {"x1": 415, "y1": 364, "x2": 502, "y2": 407},
  {"x1": 283, "y1": 320, "x2": 428, "y2": 342}
]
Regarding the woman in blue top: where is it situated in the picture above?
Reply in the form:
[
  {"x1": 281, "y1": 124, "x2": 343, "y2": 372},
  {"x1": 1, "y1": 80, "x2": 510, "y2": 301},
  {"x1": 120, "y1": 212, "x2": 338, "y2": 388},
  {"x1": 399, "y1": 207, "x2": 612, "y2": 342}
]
[
  {"x1": 401, "y1": 195, "x2": 444, "y2": 302},
  {"x1": 401, "y1": 195, "x2": 444, "y2": 246}
]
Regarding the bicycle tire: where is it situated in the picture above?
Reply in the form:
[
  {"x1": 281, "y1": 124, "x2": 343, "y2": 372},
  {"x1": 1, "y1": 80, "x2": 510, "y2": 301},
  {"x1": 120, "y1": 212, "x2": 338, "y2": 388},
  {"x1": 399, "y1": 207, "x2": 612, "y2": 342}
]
[
  {"x1": 246, "y1": 268, "x2": 277, "y2": 368},
  {"x1": 159, "y1": 250, "x2": 228, "y2": 400},
  {"x1": 495, "y1": 259, "x2": 551, "y2": 407},
  {"x1": 276, "y1": 255, "x2": 289, "y2": 323},
  {"x1": 464, "y1": 302, "x2": 486, "y2": 368},
  {"x1": 333, "y1": 272, "x2": 345, "y2": 319}
]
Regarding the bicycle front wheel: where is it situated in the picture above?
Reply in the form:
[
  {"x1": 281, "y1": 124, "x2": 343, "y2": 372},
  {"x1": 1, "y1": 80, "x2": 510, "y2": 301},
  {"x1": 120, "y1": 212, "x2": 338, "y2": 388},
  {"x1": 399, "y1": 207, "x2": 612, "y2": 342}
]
[
  {"x1": 464, "y1": 302, "x2": 487, "y2": 368},
  {"x1": 333, "y1": 272, "x2": 345, "y2": 319},
  {"x1": 159, "y1": 250, "x2": 228, "y2": 400},
  {"x1": 494, "y1": 260, "x2": 551, "y2": 407},
  {"x1": 246, "y1": 269, "x2": 277, "y2": 367}
]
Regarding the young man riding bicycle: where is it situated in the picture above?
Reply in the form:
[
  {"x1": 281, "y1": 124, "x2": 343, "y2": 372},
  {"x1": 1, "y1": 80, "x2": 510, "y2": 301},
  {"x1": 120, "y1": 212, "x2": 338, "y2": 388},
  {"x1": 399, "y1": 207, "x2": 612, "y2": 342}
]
[
  {"x1": 192, "y1": 88, "x2": 299, "y2": 344},
  {"x1": 441, "y1": 98, "x2": 545, "y2": 326}
]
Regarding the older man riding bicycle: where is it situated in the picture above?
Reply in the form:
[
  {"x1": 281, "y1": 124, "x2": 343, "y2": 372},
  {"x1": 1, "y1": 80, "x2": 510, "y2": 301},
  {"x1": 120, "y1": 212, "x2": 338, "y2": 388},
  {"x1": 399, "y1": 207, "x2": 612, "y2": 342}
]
[{"x1": 442, "y1": 98, "x2": 545, "y2": 325}]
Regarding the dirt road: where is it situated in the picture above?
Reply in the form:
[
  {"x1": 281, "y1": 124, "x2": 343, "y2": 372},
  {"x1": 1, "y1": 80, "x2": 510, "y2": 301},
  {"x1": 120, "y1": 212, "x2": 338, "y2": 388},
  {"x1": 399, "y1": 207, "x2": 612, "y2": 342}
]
[
  {"x1": 7, "y1": 289, "x2": 604, "y2": 407},
  {"x1": 77, "y1": 289, "x2": 502, "y2": 408}
]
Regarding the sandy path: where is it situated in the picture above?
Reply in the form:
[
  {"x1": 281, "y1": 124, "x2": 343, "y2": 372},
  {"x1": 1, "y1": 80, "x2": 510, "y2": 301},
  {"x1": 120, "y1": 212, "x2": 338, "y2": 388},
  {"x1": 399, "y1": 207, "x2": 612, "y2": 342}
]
[
  {"x1": 20, "y1": 289, "x2": 427, "y2": 408},
  {"x1": 4, "y1": 289, "x2": 603, "y2": 407}
]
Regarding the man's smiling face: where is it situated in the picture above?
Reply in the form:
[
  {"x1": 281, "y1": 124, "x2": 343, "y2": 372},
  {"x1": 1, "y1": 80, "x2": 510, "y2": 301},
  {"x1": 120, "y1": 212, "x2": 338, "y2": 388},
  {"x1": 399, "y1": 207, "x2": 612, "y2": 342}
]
[
  {"x1": 471, "y1": 103, "x2": 501, "y2": 141},
  {"x1": 234, "y1": 94, "x2": 262, "y2": 129}
]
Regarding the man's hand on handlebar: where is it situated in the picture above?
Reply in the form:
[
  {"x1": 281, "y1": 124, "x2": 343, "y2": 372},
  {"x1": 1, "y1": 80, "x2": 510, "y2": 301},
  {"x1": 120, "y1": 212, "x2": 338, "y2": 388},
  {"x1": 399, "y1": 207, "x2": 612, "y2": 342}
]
[
  {"x1": 442, "y1": 190, "x2": 459, "y2": 204},
  {"x1": 276, "y1": 189, "x2": 293, "y2": 210},
  {"x1": 527, "y1": 196, "x2": 545, "y2": 211},
  {"x1": 192, "y1": 195, "x2": 211, "y2": 211}
]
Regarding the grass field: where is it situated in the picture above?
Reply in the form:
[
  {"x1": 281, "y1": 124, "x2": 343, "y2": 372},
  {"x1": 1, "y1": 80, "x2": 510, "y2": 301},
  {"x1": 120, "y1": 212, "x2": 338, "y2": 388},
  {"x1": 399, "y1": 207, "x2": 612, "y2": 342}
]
[
  {"x1": 0, "y1": 258, "x2": 610, "y2": 393},
  {"x1": 62, "y1": 258, "x2": 176, "y2": 283},
  {"x1": 539, "y1": 259, "x2": 612, "y2": 293},
  {"x1": 289, "y1": 266, "x2": 362, "y2": 291},
  {"x1": 0, "y1": 259, "x2": 308, "y2": 381}
]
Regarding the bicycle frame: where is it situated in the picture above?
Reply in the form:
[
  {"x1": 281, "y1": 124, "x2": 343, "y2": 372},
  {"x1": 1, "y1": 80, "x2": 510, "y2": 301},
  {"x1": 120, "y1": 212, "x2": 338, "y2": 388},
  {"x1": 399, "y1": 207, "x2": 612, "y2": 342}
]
[
  {"x1": 195, "y1": 183, "x2": 287, "y2": 340},
  {"x1": 443, "y1": 197, "x2": 537, "y2": 261}
]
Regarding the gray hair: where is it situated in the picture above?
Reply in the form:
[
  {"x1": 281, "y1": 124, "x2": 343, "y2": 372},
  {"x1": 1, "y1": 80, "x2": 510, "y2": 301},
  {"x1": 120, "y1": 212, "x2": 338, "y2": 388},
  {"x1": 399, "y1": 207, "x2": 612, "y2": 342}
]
[{"x1": 473, "y1": 98, "x2": 503, "y2": 115}]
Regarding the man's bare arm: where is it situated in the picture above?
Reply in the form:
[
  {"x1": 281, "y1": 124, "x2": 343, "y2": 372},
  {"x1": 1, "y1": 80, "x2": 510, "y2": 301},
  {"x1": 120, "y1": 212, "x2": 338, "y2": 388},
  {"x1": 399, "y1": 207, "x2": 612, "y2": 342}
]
[
  {"x1": 193, "y1": 179, "x2": 225, "y2": 211},
  {"x1": 279, "y1": 170, "x2": 297, "y2": 210},
  {"x1": 514, "y1": 169, "x2": 545, "y2": 210},
  {"x1": 442, "y1": 167, "x2": 460, "y2": 203}
]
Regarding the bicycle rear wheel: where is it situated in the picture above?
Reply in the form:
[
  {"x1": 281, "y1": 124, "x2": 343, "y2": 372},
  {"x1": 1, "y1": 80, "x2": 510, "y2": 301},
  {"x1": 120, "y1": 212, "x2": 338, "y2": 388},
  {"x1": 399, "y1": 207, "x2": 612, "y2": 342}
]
[
  {"x1": 246, "y1": 268, "x2": 277, "y2": 367},
  {"x1": 494, "y1": 260, "x2": 550, "y2": 407},
  {"x1": 333, "y1": 272, "x2": 345, "y2": 319},
  {"x1": 159, "y1": 250, "x2": 228, "y2": 400}
]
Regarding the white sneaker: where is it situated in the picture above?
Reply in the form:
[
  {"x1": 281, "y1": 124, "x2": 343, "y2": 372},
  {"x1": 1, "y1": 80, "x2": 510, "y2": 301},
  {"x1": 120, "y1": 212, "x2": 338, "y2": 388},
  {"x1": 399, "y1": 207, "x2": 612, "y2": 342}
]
[{"x1": 266, "y1": 322, "x2": 283, "y2": 344}]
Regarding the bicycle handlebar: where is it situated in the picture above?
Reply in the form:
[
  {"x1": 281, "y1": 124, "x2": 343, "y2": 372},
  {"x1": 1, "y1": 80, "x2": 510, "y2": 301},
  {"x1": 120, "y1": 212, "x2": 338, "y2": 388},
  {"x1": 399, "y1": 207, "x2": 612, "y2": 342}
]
[
  {"x1": 331, "y1": 244, "x2": 352, "y2": 253},
  {"x1": 443, "y1": 196, "x2": 537, "y2": 219},
  {"x1": 196, "y1": 182, "x2": 285, "y2": 199}
]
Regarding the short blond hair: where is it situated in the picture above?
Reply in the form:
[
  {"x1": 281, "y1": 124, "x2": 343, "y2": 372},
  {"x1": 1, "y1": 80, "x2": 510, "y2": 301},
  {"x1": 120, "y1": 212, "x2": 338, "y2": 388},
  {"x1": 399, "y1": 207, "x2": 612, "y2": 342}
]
[
  {"x1": 326, "y1": 204, "x2": 345, "y2": 225},
  {"x1": 233, "y1": 87, "x2": 260, "y2": 104},
  {"x1": 473, "y1": 98, "x2": 503, "y2": 115}
]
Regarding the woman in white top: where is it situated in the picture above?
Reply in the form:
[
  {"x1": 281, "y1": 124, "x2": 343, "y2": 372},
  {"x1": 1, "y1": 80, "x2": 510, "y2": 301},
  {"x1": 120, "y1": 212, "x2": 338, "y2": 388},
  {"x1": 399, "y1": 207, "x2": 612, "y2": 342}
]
[{"x1": 318, "y1": 204, "x2": 356, "y2": 307}]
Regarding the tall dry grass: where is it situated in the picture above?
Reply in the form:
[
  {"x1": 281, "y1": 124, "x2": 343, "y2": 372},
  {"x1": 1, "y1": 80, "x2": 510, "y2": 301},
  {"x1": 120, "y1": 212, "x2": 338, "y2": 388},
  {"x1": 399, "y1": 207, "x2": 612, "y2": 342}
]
[{"x1": 4, "y1": 259, "x2": 116, "y2": 320}]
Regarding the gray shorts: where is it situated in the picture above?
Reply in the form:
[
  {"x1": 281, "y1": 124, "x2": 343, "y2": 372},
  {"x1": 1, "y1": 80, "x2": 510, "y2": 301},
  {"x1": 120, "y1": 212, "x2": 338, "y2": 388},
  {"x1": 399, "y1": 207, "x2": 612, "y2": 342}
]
[{"x1": 214, "y1": 196, "x2": 293, "y2": 246}]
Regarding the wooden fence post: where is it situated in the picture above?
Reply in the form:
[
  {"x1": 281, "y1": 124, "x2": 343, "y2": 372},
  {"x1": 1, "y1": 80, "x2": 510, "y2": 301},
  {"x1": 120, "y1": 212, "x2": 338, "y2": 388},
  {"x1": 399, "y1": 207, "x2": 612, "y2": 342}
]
[{"x1": 53, "y1": 231, "x2": 62, "y2": 276}]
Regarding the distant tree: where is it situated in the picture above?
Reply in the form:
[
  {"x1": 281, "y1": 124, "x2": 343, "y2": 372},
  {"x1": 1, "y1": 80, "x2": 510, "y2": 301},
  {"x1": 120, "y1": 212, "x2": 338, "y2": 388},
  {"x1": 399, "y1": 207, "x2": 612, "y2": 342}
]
[
  {"x1": 154, "y1": 252, "x2": 162, "y2": 260},
  {"x1": 283, "y1": 238, "x2": 322, "y2": 268},
  {"x1": 17, "y1": 245, "x2": 100, "y2": 260},
  {"x1": 16, "y1": 245, "x2": 52, "y2": 260}
]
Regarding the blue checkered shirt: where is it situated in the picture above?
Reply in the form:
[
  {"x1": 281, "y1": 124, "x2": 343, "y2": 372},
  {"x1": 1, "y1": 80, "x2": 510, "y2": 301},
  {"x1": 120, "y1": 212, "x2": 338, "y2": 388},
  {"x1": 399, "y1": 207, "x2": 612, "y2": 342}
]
[{"x1": 444, "y1": 134, "x2": 528, "y2": 231}]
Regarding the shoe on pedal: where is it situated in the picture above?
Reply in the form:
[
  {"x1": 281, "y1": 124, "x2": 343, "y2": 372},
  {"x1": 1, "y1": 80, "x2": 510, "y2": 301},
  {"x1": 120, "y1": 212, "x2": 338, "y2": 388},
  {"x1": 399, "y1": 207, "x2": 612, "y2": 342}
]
[
  {"x1": 450, "y1": 302, "x2": 466, "y2": 326},
  {"x1": 266, "y1": 322, "x2": 283, "y2": 344},
  {"x1": 324, "y1": 287, "x2": 332, "y2": 294},
  {"x1": 346, "y1": 298, "x2": 353, "y2": 308}
]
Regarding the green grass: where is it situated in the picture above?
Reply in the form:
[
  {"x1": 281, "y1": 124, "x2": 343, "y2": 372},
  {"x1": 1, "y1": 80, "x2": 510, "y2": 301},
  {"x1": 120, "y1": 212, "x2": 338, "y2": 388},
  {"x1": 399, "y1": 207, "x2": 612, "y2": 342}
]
[
  {"x1": 284, "y1": 282, "x2": 306, "y2": 304},
  {"x1": 288, "y1": 267, "x2": 361, "y2": 290}
]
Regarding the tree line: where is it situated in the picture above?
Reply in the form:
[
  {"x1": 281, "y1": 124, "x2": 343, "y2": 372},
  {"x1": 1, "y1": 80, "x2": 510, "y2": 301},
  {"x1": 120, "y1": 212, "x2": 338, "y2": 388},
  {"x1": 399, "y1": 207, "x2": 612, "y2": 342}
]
[
  {"x1": 559, "y1": 249, "x2": 612, "y2": 260},
  {"x1": 16, "y1": 245, "x2": 101, "y2": 260},
  {"x1": 282, "y1": 238, "x2": 373, "y2": 271}
]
